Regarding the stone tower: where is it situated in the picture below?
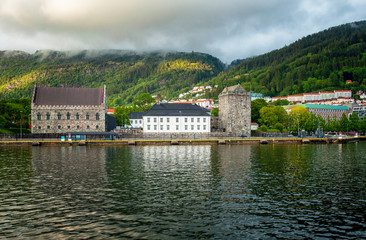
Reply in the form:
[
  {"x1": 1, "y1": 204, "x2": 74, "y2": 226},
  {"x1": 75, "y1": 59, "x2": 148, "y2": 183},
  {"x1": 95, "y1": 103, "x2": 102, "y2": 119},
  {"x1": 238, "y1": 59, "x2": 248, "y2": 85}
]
[{"x1": 219, "y1": 84, "x2": 251, "y2": 136}]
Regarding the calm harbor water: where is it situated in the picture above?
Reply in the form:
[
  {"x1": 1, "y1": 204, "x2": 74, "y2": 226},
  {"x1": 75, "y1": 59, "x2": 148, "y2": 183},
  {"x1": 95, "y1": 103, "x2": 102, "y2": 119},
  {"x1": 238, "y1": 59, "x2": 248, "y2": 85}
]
[{"x1": 0, "y1": 143, "x2": 366, "y2": 239}]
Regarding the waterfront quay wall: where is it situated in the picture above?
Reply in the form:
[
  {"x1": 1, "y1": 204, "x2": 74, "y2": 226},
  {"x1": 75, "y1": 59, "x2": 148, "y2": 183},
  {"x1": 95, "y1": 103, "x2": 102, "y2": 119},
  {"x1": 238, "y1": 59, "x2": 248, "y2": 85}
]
[{"x1": 1, "y1": 136, "x2": 364, "y2": 146}]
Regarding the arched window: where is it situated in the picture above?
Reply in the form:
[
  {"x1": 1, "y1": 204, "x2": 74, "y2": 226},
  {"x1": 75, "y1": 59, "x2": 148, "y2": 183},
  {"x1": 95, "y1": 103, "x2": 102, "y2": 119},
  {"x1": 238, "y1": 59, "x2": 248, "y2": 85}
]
[
  {"x1": 96, "y1": 125, "x2": 99, "y2": 129},
  {"x1": 76, "y1": 113, "x2": 79, "y2": 120},
  {"x1": 57, "y1": 113, "x2": 61, "y2": 120},
  {"x1": 37, "y1": 113, "x2": 41, "y2": 120},
  {"x1": 86, "y1": 113, "x2": 89, "y2": 120},
  {"x1": 67, "y1": 112, "x2": 70, "y2": 120},
  {"x1": 46, "y1": 112, "x2": 50, "y2": 120},
  {"x1": 96, "y1": 113, "x2": 100, "y2": 120}
]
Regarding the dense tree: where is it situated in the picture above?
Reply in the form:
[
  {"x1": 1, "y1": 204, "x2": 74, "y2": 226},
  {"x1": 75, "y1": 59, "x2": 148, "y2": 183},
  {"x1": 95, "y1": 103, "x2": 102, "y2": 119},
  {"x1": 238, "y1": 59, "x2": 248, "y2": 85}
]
[
  {"x1": 132, "y1": 93, "x2": 155, "y2": 112},
  {"x1": 251, "y1": 99, "x2": 268, "y2": 123},
  {"x1": 259, "y1": 106, "x2": 288, "y2": 130},
  {"x1": 349, "y1": 112, "x2": 361, "y2": 131},
  {"x1": 211, "y1": 107, "x2": 218, "y2": 117}
]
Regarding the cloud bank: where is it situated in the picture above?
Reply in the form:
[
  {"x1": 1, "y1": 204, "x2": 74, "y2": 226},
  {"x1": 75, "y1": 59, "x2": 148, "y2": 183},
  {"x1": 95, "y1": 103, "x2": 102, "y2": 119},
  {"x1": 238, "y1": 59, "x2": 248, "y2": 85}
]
[{"x1": 0, "y1": 0, "x2": 365, "y2": 62}]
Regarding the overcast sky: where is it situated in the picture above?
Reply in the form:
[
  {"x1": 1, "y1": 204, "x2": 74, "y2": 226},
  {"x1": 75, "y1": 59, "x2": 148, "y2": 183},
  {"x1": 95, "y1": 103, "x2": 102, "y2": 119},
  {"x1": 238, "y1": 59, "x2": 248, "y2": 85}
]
[{"x1": 0, "y1": 0, "x2": 365, "y2": 63}]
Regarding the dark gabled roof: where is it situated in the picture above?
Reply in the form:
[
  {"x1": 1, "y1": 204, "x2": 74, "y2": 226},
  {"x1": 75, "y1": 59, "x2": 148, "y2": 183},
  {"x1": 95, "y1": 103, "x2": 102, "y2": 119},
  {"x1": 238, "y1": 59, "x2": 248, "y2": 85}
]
[
  {"x1": 128, "y1": 112, "x2": 145, "y2": 119},
  {"x1": 33, "y1": 87, "x2": 104, "y2": 106},
  {"x1": 144, "y1": 103, "x2": 211, "y2": 117}
]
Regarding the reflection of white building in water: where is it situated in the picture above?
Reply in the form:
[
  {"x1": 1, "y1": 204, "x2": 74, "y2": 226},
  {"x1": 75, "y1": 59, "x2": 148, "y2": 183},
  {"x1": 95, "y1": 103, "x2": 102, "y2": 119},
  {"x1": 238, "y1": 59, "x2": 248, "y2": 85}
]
[{"x1": 142, "y1": 145, "x2": 211, "y2": 172}]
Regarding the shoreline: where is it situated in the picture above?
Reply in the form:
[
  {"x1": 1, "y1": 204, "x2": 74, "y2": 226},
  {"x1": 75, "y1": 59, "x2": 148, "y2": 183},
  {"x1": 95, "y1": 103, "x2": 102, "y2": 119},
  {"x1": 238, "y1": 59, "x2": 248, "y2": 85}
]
[{"x1": 0, "y1": 136, "x2": 364, "y2": 146}]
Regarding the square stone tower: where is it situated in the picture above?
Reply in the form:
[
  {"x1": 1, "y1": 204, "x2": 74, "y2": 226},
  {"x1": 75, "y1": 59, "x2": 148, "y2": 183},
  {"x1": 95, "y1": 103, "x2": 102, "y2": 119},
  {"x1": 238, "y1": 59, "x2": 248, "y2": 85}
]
[{"x1": 219, "y1": 84, "x2": 251, "y2": 136}]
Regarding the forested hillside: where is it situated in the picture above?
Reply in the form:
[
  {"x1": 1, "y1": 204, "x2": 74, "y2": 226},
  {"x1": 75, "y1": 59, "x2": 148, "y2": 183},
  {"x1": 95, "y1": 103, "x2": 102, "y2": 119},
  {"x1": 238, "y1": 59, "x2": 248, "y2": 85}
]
[
  {"x1": 209, "y1": 21, "x2": 366, "y2": 97},
  {"x1": 0, "y1": 50, "x2": 224, "y2": 105},
  {"x1": 1, "y1": 21, "x2": 366, "y2": 106}
]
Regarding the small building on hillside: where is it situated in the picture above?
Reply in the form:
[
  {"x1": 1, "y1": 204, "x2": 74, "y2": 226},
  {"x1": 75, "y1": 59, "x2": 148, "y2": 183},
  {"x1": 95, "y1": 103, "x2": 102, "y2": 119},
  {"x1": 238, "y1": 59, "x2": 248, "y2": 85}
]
[
  {"x1": 219, "y1": 84, "x2": 251, "y2": 136},
  {"x1": 142, "y1": 103, "x2": 211, "y2": 133},
  {"x1": 128, "y1": 112, "x2": 145, "y2": 128},
  {"x1": 31, "y1": 85, "x2": 115, "y2": 133}
]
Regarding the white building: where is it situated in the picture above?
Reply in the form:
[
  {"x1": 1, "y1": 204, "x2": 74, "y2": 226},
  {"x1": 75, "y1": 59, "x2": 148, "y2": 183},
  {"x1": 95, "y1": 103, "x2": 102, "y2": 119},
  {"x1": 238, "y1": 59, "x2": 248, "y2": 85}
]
[
  {"x1": 334, "y1": 90, "x2": 352, "y2": 98},
  {"x1": 143, "y1": 103, "x2": 211, "y2": 133},
  {"x1": 128, "y1": 112, "x2": 144, "y2": 128}
]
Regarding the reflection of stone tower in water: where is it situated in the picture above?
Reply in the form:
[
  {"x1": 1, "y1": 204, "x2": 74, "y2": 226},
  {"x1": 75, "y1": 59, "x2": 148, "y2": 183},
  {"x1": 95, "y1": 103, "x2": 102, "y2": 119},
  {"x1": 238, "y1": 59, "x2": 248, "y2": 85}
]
[{"x1": 219, "y1": 84, "x2": 251, "y2": 136}]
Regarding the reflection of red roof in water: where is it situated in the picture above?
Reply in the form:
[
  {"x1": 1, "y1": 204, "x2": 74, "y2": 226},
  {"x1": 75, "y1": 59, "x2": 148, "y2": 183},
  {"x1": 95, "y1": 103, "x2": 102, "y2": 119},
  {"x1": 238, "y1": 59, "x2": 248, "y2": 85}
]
[{"x1": 34, "y1": 87, "x2": 104, "y2": 106}]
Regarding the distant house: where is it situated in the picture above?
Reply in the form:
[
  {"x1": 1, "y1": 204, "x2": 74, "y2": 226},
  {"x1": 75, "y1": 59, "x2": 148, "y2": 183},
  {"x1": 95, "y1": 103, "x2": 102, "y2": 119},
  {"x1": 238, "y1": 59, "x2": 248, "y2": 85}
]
[
  {"x1": 251, "y1": 123, "x2": 259, "y2": 130},
  {"x1": 31, "y1": 85, "x2": 115, "y2": 133},
  {"x1": 143, "y1": 103, "x2": 211, "y2": 133},
  {"x1": 128, "y1": 112, "x2": 145, "y2": 128}
]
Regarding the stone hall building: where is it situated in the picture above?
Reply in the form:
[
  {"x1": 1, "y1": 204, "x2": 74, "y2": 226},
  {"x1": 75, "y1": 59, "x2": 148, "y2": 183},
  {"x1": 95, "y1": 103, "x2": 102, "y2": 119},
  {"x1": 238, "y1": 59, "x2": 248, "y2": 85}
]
[
  {"x1": 31, "y1": 85, "x2": 113, "y2": 133},
  {"x1": 219, "y1": 84, "x2": 251, "y2": 136}
]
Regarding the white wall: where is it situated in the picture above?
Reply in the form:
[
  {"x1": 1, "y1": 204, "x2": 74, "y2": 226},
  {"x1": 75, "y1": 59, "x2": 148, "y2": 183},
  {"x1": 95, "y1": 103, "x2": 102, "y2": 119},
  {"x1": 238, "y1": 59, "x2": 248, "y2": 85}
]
[{"x1": 143, "y1": 116, "x2": 210, "y2": 133}]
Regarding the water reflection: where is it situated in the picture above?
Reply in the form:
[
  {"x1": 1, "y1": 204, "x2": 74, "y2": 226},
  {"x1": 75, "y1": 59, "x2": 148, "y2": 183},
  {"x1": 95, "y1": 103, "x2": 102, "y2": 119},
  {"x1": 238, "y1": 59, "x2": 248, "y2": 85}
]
[{"x1": 0, "y1": 144, "x2": 365, "y2": 239}]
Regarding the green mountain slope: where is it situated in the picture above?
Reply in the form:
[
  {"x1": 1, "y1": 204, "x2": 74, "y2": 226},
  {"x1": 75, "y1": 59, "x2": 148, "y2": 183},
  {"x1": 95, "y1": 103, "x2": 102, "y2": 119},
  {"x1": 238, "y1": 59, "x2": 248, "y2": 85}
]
[
  {"x1": 1, "y1": 20, "x2": 366, "y2": 105},
  {"x1": 209, "y1": 20, "x2": 366, "y2": 97},
  {"x1": 0, "y1": 50, "x2": 225, "y2": 105}
]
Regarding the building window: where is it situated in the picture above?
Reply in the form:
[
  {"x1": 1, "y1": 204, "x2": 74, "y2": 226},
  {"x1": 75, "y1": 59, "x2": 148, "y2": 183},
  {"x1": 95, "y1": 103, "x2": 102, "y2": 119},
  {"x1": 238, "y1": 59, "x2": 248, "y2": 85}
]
[
  {"x1": 58, "y1": 125, "x2": 61, "y2": 129},
  {"x1": 197, "y1": 118, "x2": 200, "y2": 123},
  {"x1": 167, "y1": 125, "x2": 170, "y2": 130},
  {"x1": 67, "y1": 126, "x2": 70, "y2": 129},
  {"x1": 46, "y1": 112, "x2": 50, "y2": 120},
  {"x1": 86, "y1": 114, "x2": 89, "y2": 120},
  {"x1": 47, "y1": 126, "x2": 50, "y2": 129},
  {"x1": 203, "y1": 125, "x2": 206, "y2": 130},
  {"x1": 77, "y1": 125, "x2": 80, "y2": 129},
  {"x1": 160, "y1": 125, "x2": 163, "y2": 130},
  {"x1": 76, "y1": 113, "x2": 79, "y2": 120},
  {"x1": 87, "y1": 125, "x2": 90, "y2": 129},
  {"x1": 203, "y1": 118, "x2": 206, "y2": 123},
  {"x1": 185, "y1": 125, "x2": 188, "y2": 130},
  {"x1": 176, "y1": 125, "x2": 179, "y2": 130},
  {"x1": 139, "y1": 120, "x2": 142, "y2": 124},
  {"x1": 96, "y1": 125, "x2": 99, "y2": 129},
  {"x1": 37, "y1": 113, "x2": 41, "y2": 120},
  {"x1": 147, "y1": 118, "x2": 150, "y2": 123},
  {"x1": 197, "y1": 125, "x2": 200, "y2": 130},
  {"x1": 176, "y1": 118, "x2": 179, "y2": 122},
  {"x1": 147, "y1": 125, "x2": 150, "y2": 130},
  {"x1": 191, "y1": 125, "x2": 194, "y2": 130},
  {"x1": 167, "y1": 118, "x2": 170, "y2": 123},
  {"x1": 67, "y1": 112, "x2": 70, "y2": 120},
  {"x1": 154, "y1": 125, "x2": 157, "y2": 130},
  {"x1": 96, "y1": 113, "x2": 99, "y2": 120},
  {"x1": 38, "y1": 126, "x2": 41, "y2": 129},
  {"x1": 185, "y1": 118, "x2": 188, "y2": 122},
  {"x1": 191, "y1": 118, "x2": 194, "y2": 122},
  {"x1": 160, "y1": 118, "x2": 163, "y2": 123},
  {"x1": 154, "y1": 118, "x2": 157, "y2": 123},
  {"x1": 58, "y1": 113, "x2": 61, "y2": 120}
]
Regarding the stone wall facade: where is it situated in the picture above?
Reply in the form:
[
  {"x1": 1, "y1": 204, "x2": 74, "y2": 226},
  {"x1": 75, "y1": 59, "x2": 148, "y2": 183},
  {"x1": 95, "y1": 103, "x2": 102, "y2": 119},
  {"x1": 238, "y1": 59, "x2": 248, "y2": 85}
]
[
  {"x1": 219, "y1": 85, "x2": 251, "y2": 136},
  {"x1": 31, "y1": 105, "x2": 106, "y2": 133}
]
